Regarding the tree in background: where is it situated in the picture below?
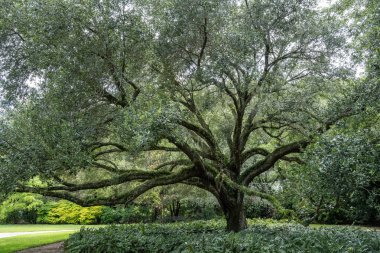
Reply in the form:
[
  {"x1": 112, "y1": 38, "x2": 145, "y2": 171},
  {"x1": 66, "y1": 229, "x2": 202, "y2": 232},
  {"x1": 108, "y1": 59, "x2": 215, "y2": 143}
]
[{"x1": 0, "y1": 0, "x2": 376, "y2": 231}]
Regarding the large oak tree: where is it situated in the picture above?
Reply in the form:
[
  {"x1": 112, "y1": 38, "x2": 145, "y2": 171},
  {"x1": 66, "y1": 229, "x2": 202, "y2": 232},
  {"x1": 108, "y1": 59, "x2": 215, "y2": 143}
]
[{"x1": 0, "y1": 0, "x2": 371, "y2": 231}]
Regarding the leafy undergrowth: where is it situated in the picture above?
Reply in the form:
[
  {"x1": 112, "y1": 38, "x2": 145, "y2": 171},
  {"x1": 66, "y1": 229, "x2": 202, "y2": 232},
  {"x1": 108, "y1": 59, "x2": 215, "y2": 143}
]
[{"x1": 65, "y1": 220, "x2": 380, "y2": 253}]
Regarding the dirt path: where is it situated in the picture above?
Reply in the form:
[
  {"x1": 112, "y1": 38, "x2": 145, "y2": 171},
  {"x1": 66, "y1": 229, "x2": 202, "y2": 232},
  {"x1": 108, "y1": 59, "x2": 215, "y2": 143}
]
[{"x1": 16, "y1": 242, "x2": 65, "y2": 253}]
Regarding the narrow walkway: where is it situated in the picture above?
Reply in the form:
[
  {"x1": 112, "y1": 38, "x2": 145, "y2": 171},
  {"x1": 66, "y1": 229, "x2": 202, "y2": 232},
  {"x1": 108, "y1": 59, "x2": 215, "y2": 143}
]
[
  {"x1": 16, "y1": 242, "x2": 64, "y2": 253},
  {"x1": 0, "y1": 230, "x2": 75, "y2": 239}
]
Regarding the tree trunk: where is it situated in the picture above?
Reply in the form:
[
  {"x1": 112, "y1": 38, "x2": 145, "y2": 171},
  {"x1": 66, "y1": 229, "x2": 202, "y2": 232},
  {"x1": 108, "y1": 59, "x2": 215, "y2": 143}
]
[
  {"x1": 152, "y1": 206, "x2": 160, "y2": 222},
  {"x1": 225, "y1": 204, "x2": 247, "y2": 232},
  {"x1": 169, "y1": 199, "x2": 181, "y2": 219},
  {"x1": 219, "y1": 194, "x2": 247, "y2": 232}
]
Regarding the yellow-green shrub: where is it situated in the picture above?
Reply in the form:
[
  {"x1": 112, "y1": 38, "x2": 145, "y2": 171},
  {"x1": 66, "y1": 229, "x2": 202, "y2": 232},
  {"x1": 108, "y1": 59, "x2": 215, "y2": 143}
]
[{"x1": 45, "y1": 200, "x2": 103, "y2": 224}]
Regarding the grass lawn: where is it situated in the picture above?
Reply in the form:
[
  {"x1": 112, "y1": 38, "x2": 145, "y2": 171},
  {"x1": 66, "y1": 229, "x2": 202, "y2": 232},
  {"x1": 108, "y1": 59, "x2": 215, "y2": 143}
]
[
  {"x1": 0, "y1": 231, "x2": 73, "y2": 253},
  {"x1": 0, "y1": 224, "x2": 102, "y2": 233},
  {"x1": 0, "y1": 224, "x2": 105, "y2": 253}
]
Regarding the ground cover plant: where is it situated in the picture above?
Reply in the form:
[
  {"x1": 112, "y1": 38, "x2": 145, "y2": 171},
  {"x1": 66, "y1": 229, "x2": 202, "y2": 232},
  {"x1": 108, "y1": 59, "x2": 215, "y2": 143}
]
[{"x1": 65, "y1": 220, "x2": 380, "y2": 253}]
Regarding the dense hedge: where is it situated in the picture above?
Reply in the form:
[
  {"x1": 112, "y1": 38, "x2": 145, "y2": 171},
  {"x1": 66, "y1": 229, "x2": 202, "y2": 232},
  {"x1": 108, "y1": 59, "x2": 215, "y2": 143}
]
[{"x1": 65, "y1": 220, "x2": 380, "y2": 253}]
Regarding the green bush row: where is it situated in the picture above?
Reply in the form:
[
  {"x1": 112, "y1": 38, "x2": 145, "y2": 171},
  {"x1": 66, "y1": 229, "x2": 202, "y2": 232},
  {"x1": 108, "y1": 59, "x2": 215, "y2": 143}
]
[
  {"x1": 0, "y1": 193, "x2": 225, "y2": 224},
  {"x1": 0, "y1": 193, "x2": 157, "y2": 224},
  {"x1": 65, "y1": 220, "x2": 380, "y2": 253},
  {"x1": 36, "y1": 201, "x2": 156, "y2": 225}
]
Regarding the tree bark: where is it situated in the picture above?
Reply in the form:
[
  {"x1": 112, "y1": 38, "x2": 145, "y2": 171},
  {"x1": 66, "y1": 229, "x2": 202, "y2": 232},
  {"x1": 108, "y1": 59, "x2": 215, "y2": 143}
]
[
  {"x1": 219, "y1": 193, "x2": 248, "y2": 232},
  {"x1": 169, "y1": 199, "x2": 181, "y2": 218},
  {"x1": 225, "y1": 205, "x2": 247, "y2": 232}
]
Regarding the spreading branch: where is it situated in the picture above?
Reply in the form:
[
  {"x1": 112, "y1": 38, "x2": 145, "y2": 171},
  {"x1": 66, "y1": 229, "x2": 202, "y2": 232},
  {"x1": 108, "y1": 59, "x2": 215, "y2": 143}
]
[
  {"x1": 240, "y1": 140, "x2": 309, "y2": 185},
  {"x1": 16, "y1": 166, "x2": 199, "y2": 207}
]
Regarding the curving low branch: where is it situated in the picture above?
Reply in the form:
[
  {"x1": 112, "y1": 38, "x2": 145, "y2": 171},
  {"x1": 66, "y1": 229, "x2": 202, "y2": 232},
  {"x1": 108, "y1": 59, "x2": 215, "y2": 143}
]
[
  {"x1": 46, "y1": 169, "x2": 172, "y2": 192},
  {"x1": 16, "y1": 166, "x2": 199, "y2": 207}
]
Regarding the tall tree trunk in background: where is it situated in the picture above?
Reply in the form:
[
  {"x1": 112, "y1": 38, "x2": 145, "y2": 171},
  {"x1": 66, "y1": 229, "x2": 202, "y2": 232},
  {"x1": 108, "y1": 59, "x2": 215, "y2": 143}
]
[{"x1": 169, "y1": 199, "x2": 181, "y2": 219}]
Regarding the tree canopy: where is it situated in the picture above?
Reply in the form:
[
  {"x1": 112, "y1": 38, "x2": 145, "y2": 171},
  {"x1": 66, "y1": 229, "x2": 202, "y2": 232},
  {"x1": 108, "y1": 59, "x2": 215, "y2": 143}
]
[{"x1": 0, "y1": 0, "x2": 378, "y2": 231}]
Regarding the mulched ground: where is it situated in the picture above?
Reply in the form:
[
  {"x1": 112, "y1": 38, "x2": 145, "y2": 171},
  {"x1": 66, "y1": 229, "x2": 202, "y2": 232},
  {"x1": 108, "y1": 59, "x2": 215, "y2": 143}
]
[{"x1": 16, "y1": 242, "x2": 64, "y2": 253}]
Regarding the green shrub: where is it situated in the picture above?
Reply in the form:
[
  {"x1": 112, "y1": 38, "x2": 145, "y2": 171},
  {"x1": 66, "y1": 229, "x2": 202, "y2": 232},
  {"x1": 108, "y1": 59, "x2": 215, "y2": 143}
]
[
  {"x1": 43, "y1": 200, "x2": 103, "y2": 224},
  {"x1": 180, "y1": 201, "x2": 221, "y2": 220},
  {"x1": 0, "y1": 193, "x2": 43, "y2": 224},
  {"x1": 100, "y1": 205, "x2": 153, "y2": 224},
  {"x1": 36, "y1": 201, "x2": 57, "y2": 223},
  {"x1": 65, "y1": 220, "x2": 380, "y2": 253},
  {"x1": 120, "y1": 205, "x2": 151, "y2": 223},
  {"x1": 245, "y1": 197, "x2": 276, "y2": 219},
  {"x1": 99, "y1": 207, "x2": 123, "y2": 224}
]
